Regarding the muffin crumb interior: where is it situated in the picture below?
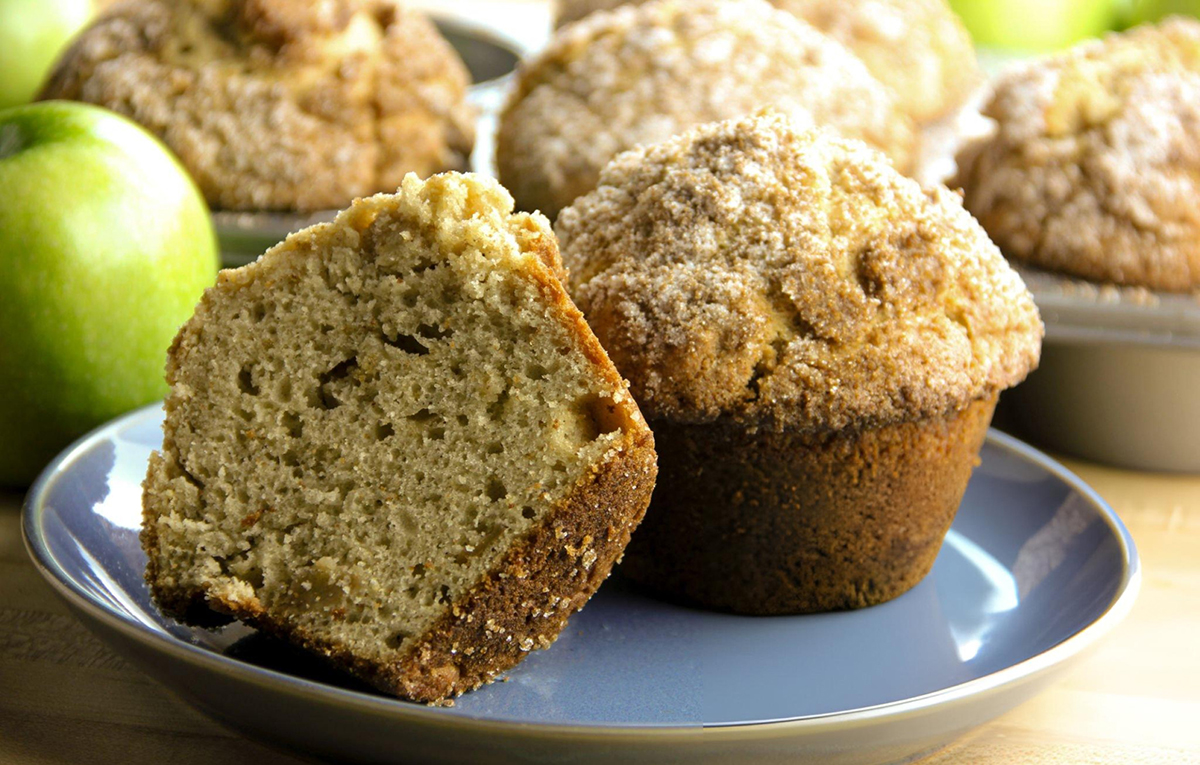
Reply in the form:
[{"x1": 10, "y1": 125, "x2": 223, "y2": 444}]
[{"x1": 143, "y1": 174, "x2": 632, "y2": 666}]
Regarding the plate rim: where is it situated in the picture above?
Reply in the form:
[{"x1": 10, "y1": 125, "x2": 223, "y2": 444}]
[{"x1": 22, "y1": 403, "x2": 1141, "y2": 737}]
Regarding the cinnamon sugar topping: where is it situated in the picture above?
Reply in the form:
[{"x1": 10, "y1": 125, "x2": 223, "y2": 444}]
[{"x1": 558, "y1": 112, "x2": 1043, "y2": 430}]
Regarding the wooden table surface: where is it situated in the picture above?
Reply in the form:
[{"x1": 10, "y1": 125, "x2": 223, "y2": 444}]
[
  {"x1": 4, "y1": 2, "x2": 1199, "y2": 762},
  {"x1": 2, "y1": 452, "x2": 1198, "y2": 764}
]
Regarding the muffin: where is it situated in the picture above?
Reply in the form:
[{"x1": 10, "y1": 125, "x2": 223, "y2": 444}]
[
  {"x1": 499, "y1": 0, "x2": 915, "y2": 220},
  {"x1": 41, "y1": 0, "x2": 475, "y2": 212},
  {"x1": 954, "y1": 18, "x2": 1200, "y2": 293},
  {"x1": 557, "y1": 112, "x2": 1042, "y2": 615},
  {"x1": 554, "y1": 0, "x2": 980, "y2": 124},
  {"x1": 141, "y1": 172, "x2": 657, "y2": 702}
]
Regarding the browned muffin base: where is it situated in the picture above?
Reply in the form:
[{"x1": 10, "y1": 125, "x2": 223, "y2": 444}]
[
  {"x1": 151, "y1": 428, "x2": 656, "y2": 703},
  {"x1": 619, "y1": 395, "x2": 997, "y2": 615}
]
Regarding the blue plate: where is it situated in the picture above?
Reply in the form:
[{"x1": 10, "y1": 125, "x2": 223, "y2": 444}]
[{"x1": 23, "y1": 404, "x2": 1139, "y2": 764}]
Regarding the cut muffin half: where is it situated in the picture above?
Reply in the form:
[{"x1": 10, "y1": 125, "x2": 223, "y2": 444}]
[{"x1": 141, "y1": 173, "x2": 657, "y2": 703}]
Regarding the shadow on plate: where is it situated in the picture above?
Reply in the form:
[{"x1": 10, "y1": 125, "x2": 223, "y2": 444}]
[{"x1": 224, "y1": 632, "x2": 379, "y2": 696}]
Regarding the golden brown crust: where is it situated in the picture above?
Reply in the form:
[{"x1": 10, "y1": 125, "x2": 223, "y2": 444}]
[
  {"x1": 558, "y1": 112, "x2": 1043, "y2": 432},
  {"x1": 500, "y1": 0, "x2": 915, "y2": 220},
  {"x1": 387, "y1": 427, "x2": 655, "y2": 700},
  {"x1": 621, "y1": 394, "x2": 994, "y2": 615},
  {"x1": 953, "y1": 18, "x2": 1200, "y2": 292},
  {"x1": 42, "y1": 0, "x2": 474, "y2": 212}
]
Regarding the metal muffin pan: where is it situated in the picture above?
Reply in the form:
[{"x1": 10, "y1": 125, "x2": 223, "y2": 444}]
[
  {"x1": 998, "y1": 266, "x2": 1200, "y2": 473},
  {"x1": 212, "y1": 14, "x2": 526, "y2": 267}
]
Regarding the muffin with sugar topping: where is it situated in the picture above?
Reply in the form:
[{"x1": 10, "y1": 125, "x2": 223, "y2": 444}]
[
  {"x1": 954, "y1": 18, "x2": 1200, "y2": 292},
  {"x1": 499, "y1": 0, "x2": 914, "y2": 220},
  {"x1": 557, "y1": 112, "x2": 1042, "y2": 614},
  {"x1": 554, "y1": 0, "x2": 980, "y2": 124},
  {"x1": 42, "y1": 0, "x2": 474, "y2": 212}
]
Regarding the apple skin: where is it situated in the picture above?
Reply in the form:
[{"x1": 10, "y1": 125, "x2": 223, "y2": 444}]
[
  {"x1": 949, "y1": 0, "x2": 1118, "y2": 51},
  {"x1": 0, "y1": 101, "x2": 218, "y2": 486},
  {"x1": 1125, "y1": 0, "x2": 1200, "y2": 26},
  {"x1": 0, "y1": 0, "x2": 93, "y2": 110}
]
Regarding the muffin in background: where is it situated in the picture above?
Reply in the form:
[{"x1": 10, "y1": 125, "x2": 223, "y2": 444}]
[
  {"x1": 499, "y1": 0, "x2": 914, "y2": 220},
  {"x1": 555, "y1": 0, "x2": 981, "y2": 124},
  {"x1": 954, "y1": 18, "x2": 1200, "y2": 293},
  {"x1": 41, "y1": 0, "x2": 475, "y2": 212},
  {"x1": 557, "y1": 112, "x2": 1043, "y2": 615}
]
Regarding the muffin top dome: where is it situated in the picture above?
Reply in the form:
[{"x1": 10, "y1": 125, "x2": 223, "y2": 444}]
[
  {"x1": 554, "y1": 0, "x2": 980, "y2": 124},
  {"x1": 954, "y1": 18, "x2": 1200, "y2": 292},
  {"x1": 41, "y1": 0, "x2": 475, "y2": 212},
  {"x1": 558, "y1": 112, "x2": 1042, "y2": 431},
  {"x1": 499, "y1": 0, "x2": 914, "y2": 220}
]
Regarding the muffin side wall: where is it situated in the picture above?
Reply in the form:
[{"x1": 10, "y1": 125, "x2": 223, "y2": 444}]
[{"x1": 620, "y1": 394, "x2": 997, "y2": 614}]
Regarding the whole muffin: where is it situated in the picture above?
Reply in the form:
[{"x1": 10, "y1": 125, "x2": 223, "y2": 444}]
[
  {"x1": 954, "y1": 18, "x2": 1200, "y2": 292},
  {"x1": 41, "y1": 0, "x2": 475, "y2": 212},
  {"x1": 499, "y1": 0, "x2": 915, "y2": 220},
  {"x1": 554, "y1": 0, "x2": 980, "y2": 124},
  {"x1": 558, "y1": 112, "x2": 1043, "y2": 615}
]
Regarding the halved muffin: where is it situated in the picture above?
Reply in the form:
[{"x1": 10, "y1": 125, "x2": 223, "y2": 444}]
[{"x1": 142, "y1": 173, "x2": 656, "y2": 702}]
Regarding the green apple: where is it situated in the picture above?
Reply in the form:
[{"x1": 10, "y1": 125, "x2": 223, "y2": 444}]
[
  {"x1": 1124, "y1": 0, "x2": 1200, "y2": 26},
  {"x1": 0, "y1": 101, "x2": 218, "y2": 486},
  {"x1": 949, "y1": 0, "x2": 1119, "y2": 51},
  {"x1": 0, "y1": 0, "x2": 94, "y2": 110}
]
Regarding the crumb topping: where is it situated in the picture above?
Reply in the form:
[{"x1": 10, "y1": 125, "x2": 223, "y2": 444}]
[
  {"x1": 558, "y1": 112, "x2": 1043, "y2": 430},
  {"x1": 954, "y1": 17, "x2": 1200, "y2": 292},
  {"x1": 499, "y1": 0, "x2": 914, "y2": 220},
  {"x1": 42, "y1": 0, "x2": 475, "y2": 211}
]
